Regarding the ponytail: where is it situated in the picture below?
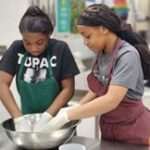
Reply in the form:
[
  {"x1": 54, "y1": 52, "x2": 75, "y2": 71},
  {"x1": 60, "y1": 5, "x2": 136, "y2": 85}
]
[{"x1": 119, "y1": 22, "x2": 150, "y2": 79}]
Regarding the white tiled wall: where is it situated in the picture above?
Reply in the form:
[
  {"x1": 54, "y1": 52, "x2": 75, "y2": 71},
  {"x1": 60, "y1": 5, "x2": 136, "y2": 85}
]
[
  {"x1": 0, "y1": 0, "x2": 29, "y2": 123},
  {"x1": 0, "y1": 0, "x2": 29, "y2": 47}
]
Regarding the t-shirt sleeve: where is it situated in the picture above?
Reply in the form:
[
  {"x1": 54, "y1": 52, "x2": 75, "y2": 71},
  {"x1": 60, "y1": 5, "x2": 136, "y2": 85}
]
[
  {"x1": 60, "y1": 44, "x2": 80, "y2": 80},
  {"x1": 110, "y1": 51, "x2": 140, "y2": 90},
  {"x1": 0, "y1": 41, "x2": 18, "y2": 75}
]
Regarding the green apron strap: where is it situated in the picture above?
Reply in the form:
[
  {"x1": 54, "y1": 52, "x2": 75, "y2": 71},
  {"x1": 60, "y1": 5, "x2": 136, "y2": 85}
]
[
  {"x1": 47, "y1": 50, "x2": 53, "y2": 77},
  {"x1": 18, "y1": 52, "x2": 28, "y2": 81}
]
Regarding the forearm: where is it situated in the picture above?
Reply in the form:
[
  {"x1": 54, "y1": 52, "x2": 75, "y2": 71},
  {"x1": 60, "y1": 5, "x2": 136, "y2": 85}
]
[
  {"x1": 0, "y1": 83, "x2": 22, "y2": 118},
  {"x1": 68, "y1": 85, "x2": 127, "y2": 120},
  {"x1": 68, "y1": 94, "x2": 117, "y2": 120},
  {"x1": 79, "y1": 90, "x2": 97, "y2": 104}
]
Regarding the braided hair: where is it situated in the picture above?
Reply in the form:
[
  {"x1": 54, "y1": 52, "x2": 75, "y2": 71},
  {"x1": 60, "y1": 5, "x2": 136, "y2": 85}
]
[
  {"x1": 77, "y1": 4, "x2": 150, "y2": 79},
  {"x1": 19, "y1": 5, "x2": 53, "y2": 35}
]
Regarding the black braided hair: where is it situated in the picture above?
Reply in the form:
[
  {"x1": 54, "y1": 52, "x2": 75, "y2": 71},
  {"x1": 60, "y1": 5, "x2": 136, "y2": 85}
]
[
  {"x1": 77, "y1": 4, "x2": 121, "y2": 36},
  {"x1": 77, "y1": 4, "x2": 150, "y2": 79},
  {"x1": 19, "y1": 5, "x2": 53, "y2": 34}
]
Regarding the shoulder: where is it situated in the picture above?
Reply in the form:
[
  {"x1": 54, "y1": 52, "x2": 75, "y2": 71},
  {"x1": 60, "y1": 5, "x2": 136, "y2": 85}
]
[
  {"x1": 48, "y1": 38, "x2": 69, "y2": 50},
  {"x1": 10, "y1": 40, "x2": 24, "y2": 48},
  {"x1": 47, "y1": 39, "x2": 71, "y2": 57},
  {"x1": 117, "y1": 40, "x2": 140, "y2": 60},
  {"x1": 113, "y1": 40, "x2": 142, "y2": 72},
  {"x1": 8, "y1": 40, "x2": 25, "y2": 53}
]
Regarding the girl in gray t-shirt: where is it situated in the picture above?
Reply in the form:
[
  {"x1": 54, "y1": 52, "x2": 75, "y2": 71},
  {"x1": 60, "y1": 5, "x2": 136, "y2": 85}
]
[{"x1": 37, "y1": 4, "x2": 150, "y2": 145}]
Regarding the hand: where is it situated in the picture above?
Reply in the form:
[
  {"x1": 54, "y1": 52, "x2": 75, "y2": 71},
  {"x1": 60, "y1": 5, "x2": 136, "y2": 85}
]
[
  {"x1": 44, "y1": 108, "x2": 69, "y2": 132},
  {"x1": 14, "y1": 116, "x2": 31, "y2": 132},
  {"x1": 33, "y1": 111, "x2": 53, "y2": 132},
  {"x1": 34, "y1": 104, "x2": 80, "y2": 132},
  {"x1": 44, "y1": 105, "x2": 79, "y2": 132}
]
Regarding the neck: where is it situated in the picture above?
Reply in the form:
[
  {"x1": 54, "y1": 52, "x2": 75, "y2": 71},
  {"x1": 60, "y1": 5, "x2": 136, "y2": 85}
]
[{"x1": 104, "y1": 34, "x2": 118, "y2": 54}]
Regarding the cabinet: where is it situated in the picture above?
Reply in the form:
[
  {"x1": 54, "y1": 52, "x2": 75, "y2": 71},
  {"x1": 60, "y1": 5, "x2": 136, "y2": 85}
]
[
  {"x1": 70, "y1": 71, "x2": 101, "y2": 139},
  {"x1": 69, "y1": 90, "x2": 101, "y2": 139}
]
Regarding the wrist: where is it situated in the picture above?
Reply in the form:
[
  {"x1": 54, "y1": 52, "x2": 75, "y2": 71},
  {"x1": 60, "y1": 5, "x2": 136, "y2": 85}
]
[
  {"x1": 12, "y1": 112, "x2": 23, "y2": 118},
  {"x1": 44, "y1": 111, "x2": 52, "y2": 116},
  {"x1": 67, "y1": 104, "x2": 80, "y2": 121},
  {"x1": 43, "y1": 111, "x2": 53, "y2": 120},
  {"x1": 14, "y1": 116, "x2": 23, "y2": 123},
  {"x1": 67, "y1": 109, "x2": 73, "y2": 121}
]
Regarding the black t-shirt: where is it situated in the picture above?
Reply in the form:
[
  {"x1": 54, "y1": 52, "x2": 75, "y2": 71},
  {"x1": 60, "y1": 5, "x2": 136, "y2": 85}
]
[{"x1": 0, "y1": 39, "x2": 80, "y2": 84}]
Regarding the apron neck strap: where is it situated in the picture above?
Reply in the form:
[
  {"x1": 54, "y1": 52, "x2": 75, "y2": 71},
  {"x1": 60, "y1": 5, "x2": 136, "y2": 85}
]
[
  {"x1": 18, "y1": 52, "x2": 27, "y2": 80},
  {"x1": 92, "y1": 38, "x2": 123, "y2": 83},
  {"x1": 107, "y1": 38, "x2": 123, "y2": 78},
  {"x1": 47, "y1": 50, "x2": 53, "y2": 76}
]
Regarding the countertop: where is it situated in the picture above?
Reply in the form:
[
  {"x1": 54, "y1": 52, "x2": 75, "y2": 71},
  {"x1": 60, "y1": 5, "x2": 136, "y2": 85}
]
[{"x1": 0, "y1": 126, "x2": 149, "y2": 150}]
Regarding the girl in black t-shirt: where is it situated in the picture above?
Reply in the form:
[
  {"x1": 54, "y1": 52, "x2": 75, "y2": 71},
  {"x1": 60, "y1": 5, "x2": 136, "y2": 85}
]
[{"x1": 0, "y1": 5, "x2": 79, "y2": 132}]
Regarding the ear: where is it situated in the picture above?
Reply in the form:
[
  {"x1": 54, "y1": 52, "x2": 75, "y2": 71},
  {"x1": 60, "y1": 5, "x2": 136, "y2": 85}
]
[
  {"x1": 49, "y1": 33, "x2": 51, "y2": 37},
  {"x1": 47, "y1": 34, "x2": 51, "y2": 39},
  {"x1": 99, "y1": 26, "x2": 108, "y2": 35}
]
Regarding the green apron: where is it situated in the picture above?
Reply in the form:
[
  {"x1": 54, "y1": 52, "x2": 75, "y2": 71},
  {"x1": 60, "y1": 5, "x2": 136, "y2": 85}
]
[{"x1": 16, "y1": 52, "x2": 60, "y2": 114}]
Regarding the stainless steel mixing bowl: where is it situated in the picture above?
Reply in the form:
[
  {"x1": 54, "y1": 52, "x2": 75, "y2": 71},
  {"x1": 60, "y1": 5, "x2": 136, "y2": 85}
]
[{"x1": 2, "y1": 113, "x2": 80, "y2": 149}]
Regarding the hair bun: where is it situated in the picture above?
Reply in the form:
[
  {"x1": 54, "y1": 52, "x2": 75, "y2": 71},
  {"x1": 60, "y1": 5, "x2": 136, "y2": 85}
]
[{"x1": 25, "y1": 5, "x2": 44, "y2": 17}]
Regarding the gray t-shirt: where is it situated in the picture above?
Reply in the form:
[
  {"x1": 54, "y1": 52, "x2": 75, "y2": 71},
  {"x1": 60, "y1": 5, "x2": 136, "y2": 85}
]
[{"x1": 98, "y1": 40, "x2": 144, "y2": 100}]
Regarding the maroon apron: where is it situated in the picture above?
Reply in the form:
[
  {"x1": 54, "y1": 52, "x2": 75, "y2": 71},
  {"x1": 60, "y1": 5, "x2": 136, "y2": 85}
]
[{"x1": 87, "y1": 38, "x2": 150, "y2": 145}]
